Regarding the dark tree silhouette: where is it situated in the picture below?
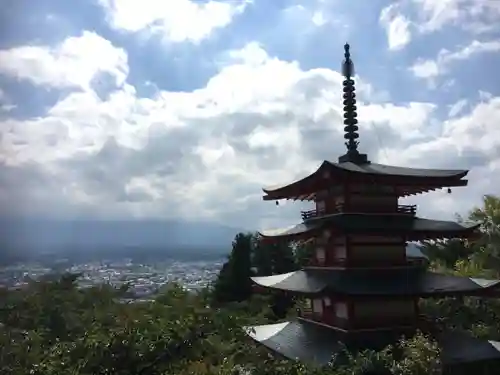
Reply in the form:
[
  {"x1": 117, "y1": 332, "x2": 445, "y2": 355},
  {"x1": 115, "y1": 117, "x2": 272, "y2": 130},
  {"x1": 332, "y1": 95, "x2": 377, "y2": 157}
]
[
  {"x1": 213, "y1": 232, "x2": 254, "y2": 303},
  {"x1": 253, "y1": 238, "x2": 298, "y2": 319}
]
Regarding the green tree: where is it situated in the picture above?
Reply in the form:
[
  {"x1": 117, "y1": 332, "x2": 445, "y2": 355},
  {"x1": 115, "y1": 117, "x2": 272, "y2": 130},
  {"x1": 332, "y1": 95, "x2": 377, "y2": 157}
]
[
  {"x1": 0, "y1": 271, "x2": 497, "y2": 375},
  {"x1": 0, "y1": 275, "x2": 273, "y2": 375},
  {"x1": 252, "y1": 235, "x2": 273, "y2": 276},
  {"x1": 467, "y1": 194, "x2": 500, "y2": 271},
  {"x1": 4, "y1": 196, "x2": 500, "y2": 375},
  {"x1": 253, "y1": 238, "x2": 298, "y2": 275},
  {"x1": 293, "y1": 239, "x2": 315, "y2": 268},
  {"x1": 420, "y1": 195, "x2": 500, "y2": 272},
  {"x1": 419, "y1": 239, "x2": 473, "y2": 268},
  {"x1": 252, "y1": 237, "x2": 298, "y2": 319},
  {"x1": 469, "y1": 195, "x2": 500, "y2": 234},
  {"x1": 213, "y1": 232, "x2": 254, "y2": 303}
]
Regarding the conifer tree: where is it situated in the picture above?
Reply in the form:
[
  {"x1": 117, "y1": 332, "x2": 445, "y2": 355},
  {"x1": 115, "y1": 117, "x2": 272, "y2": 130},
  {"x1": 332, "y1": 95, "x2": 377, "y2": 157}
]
[
  {"x1": 213, "y1": 232, "x2": 254, "y2": 303},
  {"x1": 253, "y1": 238, "x2": 298, "y2": 275},
  {"x1": 253, "y1": 237, "x2": 298, "y2": 319}
]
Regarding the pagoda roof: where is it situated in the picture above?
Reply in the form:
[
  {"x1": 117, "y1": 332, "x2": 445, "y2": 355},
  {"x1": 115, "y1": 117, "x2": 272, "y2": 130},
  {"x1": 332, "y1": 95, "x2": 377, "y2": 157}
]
[
  {"x1": 258, "y1": 215, "x2": 479, "y2": 241},
  {"x1": 250, "y1": 268, "x2": 500, "y2": 297},
  {"x1": 263, "y1": 161, "x2": 468, "y2": 200},
  {"x1": 328, "y1": 161, "x2": 467, "y2": 178},
  {"x1": 244, "y1": 320, "x2": 500, "y2": 367}
]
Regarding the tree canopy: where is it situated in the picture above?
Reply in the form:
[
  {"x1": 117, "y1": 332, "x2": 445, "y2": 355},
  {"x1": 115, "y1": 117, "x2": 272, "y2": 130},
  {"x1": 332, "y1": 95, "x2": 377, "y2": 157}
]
[
  {"x1": 1, "y1": 195, "x2": 500, "y2": 374},
  {"x1": 421, "y1": 194, "x2": 500, "y2": 277},
  {"x1": 0, "y1": 274, "x2": 449, "y2": 375}
]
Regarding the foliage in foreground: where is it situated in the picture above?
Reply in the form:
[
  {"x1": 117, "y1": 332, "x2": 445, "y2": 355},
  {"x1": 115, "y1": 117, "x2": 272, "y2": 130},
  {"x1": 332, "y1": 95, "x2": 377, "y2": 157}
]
[
  {"x1": 0, "y1": 275, "x2": 451, "y2": 375},
  {"x1": 1, "y1": 195, "x2": 500, "y2": 374},
  {"x1": 1, "y1": 273, "x2": 500, "y2": 375}
]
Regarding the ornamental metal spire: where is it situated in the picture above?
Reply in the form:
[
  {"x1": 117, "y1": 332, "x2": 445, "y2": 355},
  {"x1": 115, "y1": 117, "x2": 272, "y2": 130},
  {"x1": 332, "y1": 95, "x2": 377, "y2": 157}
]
[{"x1": 338, "y1": 43, "x2": 369, "y2": 164}]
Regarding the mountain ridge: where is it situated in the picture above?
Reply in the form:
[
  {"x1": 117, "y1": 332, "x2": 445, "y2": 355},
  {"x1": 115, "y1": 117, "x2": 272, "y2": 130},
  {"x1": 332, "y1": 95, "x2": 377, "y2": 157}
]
[{"x1": 0, "y1": 218, "x2": 244, "y2": 255}]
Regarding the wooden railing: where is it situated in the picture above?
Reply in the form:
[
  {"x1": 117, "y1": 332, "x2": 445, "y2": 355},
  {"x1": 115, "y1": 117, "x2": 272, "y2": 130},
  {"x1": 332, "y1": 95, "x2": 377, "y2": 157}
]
[
  {"x1": 297, "y1": 310, "x2": 418, "y2": 330},
  {"x1": 301, "y1": 208, "x2": 326, "y2": 220},
  {"x1": 306, "y1": 257, "x2": 413, "y2": 268},
  {"x1": 301, "y1": 203, "x2": 417, "y2": 220}
]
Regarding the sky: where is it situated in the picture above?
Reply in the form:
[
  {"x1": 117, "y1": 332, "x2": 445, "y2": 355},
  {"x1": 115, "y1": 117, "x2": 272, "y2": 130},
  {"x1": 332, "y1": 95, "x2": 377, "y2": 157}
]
[{"x1": 0, "y1": 0, "x2": 499, "y2": 231}]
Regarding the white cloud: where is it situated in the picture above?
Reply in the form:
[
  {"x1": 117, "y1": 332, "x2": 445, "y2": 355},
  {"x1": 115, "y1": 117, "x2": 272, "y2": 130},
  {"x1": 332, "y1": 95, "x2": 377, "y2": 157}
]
[
  {"x1": 1, "y1": 32, "x2": 499, "y2": 229},
  {"x1": 444, "y1": 40, "x2": 500, "y2": 60},
  {"x1": 381, "y1": 96, "x2": 500, "y2": 169},
  {"x1": 97, "y1": 0, "x2": 249, "y2": 43},
  {"x1": 311, "y1": 11, "x2": 327, "y2": 27},
  {"x1": 448, "y1": 99, "x2": 468, "y2": 118},
  {"x1": 379, "y1": 3, "x2": 412, "y2": 50},
  {"x1": 411, "y1": 0, "x2": 500, "y2": 34},
  {"x1": 358, "y1": 102, "x2": 436, "y2": 140},
  {"x1": 378, "y1": 95, "x2": 500, "y2": 218},
  {"x1": 442, "y1": 97, "x2": 500, "y2": 156},
  {"x1": 410, "y1": 59, "x2": 439, "y2": 80},
  {"x1": 411, "y1": 0, "x2": 463, "y2": 33},
  {"x1": 0, "y1": 89, "x2": 15, "y2": 113},
  {"x1": 281, "y1": 4, "x2": 334, "y2": 30},
  {"x1": 410, "y1": 39, "x2": 500, "y2": 81},
  {"x1": 0, "y1": 31, "x2": 128, "y2": 91}
]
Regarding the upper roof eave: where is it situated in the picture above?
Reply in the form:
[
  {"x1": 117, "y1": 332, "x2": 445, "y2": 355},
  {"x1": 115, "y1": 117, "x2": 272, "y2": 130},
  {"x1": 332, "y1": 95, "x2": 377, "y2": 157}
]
[
  {"x1": 262, "y1": 161, "x2": 469, "y2": 200},
  {"x1": 262, "y1": 161, "x2": 327, "y2": 199},
  {"x1": 328, "y1": 161, "x2": 469, "y2": 180}
]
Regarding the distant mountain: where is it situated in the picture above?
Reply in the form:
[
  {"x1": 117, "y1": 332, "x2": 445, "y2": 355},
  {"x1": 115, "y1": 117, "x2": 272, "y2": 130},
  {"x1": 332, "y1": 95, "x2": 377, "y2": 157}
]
[
  {"x1": 0, "y1": 218, "x2": 428, "y2": 265},
  {"x1": 406, "y1": 242, "x2": 427, "y2": 259},
  {"x1": 0, "y1": 218, "x2": 243, "y2": 256}
]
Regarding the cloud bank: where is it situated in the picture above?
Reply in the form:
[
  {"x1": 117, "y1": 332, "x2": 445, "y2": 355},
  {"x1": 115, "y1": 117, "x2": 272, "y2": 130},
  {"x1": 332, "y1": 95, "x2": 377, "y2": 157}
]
[{"x1": 0, "y1": 0, "x2": 499, "y2": 230}]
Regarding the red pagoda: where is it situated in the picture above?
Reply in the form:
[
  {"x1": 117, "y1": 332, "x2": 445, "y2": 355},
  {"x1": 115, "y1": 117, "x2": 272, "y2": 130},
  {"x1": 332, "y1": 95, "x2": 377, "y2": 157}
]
[{"x1": 244, "y1": 44, "x2": 500, "y2": 374}]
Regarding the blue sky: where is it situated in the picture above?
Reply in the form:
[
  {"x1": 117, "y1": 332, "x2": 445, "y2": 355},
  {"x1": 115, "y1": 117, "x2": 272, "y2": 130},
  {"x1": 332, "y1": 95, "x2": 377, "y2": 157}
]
[{"x1": 0, "y1": 0, "x2": 499, "y2": 229}]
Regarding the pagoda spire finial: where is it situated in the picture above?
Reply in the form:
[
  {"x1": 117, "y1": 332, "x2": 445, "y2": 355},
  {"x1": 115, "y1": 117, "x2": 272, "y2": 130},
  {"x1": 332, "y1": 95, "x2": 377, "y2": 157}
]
[{"x1": 338, "y1": 43, "x2": 369, "y2": 164}]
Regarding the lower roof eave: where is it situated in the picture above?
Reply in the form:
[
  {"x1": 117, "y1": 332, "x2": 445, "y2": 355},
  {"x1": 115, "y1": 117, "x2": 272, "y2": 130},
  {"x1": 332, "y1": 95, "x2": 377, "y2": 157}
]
[
  {"x1": 258, "y1": 217, "x2": 480, "y2": 242},
  {"x1": 251, "y1": 269, "x2": 500, "y2": 297},
  {"x1": 258, "y1": 222, "x2": 318, "y2": 241},
  {"x1": 243, "y1": 320, "x2": 345, "y2": 366},
  {"x1": 243, "y1": 320, "x2": 500, "y2": 368},
  {"x1": 252, "y1": 288, "x2": 500, "y2": 299},
  {"x1": 251, "y1": 272, "x2": 324, "y2": 295},
  {"x1": 251, "y1": 284, "x2": 324, "y2": 296}
]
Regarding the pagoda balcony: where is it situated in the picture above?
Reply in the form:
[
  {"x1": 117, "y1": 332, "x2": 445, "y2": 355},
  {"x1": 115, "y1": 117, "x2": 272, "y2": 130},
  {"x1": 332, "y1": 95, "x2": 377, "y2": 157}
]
[
  {"x1": 297, "y1": 310, "x2": 419, "y2": 330},
  {"x1": 300, "y1": 203, "x2": 417, "y2": 220},
  {"x1": 306, "y1": 257, "x2": 421, "y2": 268}
]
